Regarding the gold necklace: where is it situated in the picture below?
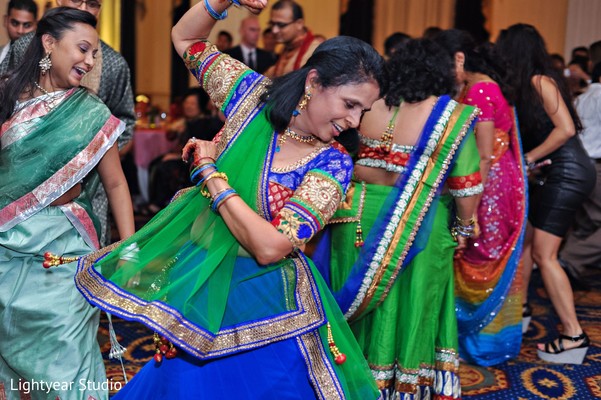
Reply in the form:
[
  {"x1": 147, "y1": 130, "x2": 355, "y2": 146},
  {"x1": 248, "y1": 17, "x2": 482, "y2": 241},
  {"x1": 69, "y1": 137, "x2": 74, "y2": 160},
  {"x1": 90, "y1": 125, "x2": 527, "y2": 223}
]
[{"x1": 276, "y1": 127, "x2": 316, "y2": 151}]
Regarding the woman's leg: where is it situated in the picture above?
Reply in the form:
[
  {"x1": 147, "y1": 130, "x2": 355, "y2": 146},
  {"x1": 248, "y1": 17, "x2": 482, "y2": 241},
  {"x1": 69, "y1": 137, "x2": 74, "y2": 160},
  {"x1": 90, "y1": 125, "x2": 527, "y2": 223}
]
[
  {"x1": 521, "y1": 223, "x2": 534, "y2": 305},
  {"x1": 531, "y1": 227, "x2": 585, "y2": 350}
]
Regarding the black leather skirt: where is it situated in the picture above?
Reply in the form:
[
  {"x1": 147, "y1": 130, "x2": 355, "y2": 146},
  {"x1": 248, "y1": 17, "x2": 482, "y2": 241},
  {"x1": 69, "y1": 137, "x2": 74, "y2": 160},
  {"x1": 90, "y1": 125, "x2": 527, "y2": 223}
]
[{"x1": 528, "y1": 137, "x2": 596, "y2": 237}]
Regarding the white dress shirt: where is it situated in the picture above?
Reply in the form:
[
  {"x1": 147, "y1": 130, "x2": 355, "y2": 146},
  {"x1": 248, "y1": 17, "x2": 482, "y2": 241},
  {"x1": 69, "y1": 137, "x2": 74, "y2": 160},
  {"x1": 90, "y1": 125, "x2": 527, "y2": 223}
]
[{"x1": 575, "y1": 82, "x2": 601, "y2": 159}]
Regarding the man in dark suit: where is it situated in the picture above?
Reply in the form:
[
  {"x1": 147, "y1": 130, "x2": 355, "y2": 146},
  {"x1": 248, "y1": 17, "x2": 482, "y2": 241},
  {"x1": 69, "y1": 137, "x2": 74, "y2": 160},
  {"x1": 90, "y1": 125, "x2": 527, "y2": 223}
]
[{"x1": 225, "y1": 16, "x2": 276, "y2": 74}]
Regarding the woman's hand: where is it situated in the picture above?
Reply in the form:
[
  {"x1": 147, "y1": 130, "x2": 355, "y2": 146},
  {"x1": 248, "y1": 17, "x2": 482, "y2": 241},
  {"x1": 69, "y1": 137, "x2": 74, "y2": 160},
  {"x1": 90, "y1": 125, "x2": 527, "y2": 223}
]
[
  {"x1": 182, "y1": 137, "x2": 217, "y2": 166},
  {"x1": 238, "y1": 0, "x2": 268, "y2": 14}
]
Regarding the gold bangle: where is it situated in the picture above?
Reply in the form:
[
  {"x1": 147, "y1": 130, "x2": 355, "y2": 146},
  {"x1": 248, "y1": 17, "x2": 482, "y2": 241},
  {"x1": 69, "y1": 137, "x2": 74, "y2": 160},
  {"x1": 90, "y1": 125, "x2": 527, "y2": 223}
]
[
  {"x1": 210, "y1": 187, "x2": 233, "y2": 202},
  {"x1": 215, "y1": 193, "x2": 239, "y2": 212},
  {"x1": 456, "y1": 215, "x2": 476, "y2": 227},
  {"x1": 200, "y1": 172, "x2": 228, "y2": 198}
]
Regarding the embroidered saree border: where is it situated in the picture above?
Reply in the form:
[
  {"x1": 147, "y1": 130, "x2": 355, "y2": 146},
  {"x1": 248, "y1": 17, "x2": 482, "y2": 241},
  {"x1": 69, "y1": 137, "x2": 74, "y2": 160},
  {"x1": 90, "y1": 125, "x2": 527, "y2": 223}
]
[
  {"x1": 345, "y1": 100, "x2": 479, "y2": 320},
  {"x1": 297, "y1": 331, "x2": 346, "y2": 400},
  {"x1": 76, "y1": 250, "x2": 326, "y2": 359},
  {"x1": 0, "y1": 89, "x2": 74, "y2": 148},
  {"x1": 0, "y1": 112, "x2": 124, "y2": 232}
]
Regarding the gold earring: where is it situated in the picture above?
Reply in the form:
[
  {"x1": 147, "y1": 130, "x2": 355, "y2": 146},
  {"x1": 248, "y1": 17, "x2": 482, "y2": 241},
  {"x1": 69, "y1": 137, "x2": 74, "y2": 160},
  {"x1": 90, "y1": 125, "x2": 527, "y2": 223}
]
[
  {"x1": 292, "y1": 86, "x2": 312, "y2": 117},
  {"x1": 39, "y1": 52, "x2": 52, "y2": 75}
]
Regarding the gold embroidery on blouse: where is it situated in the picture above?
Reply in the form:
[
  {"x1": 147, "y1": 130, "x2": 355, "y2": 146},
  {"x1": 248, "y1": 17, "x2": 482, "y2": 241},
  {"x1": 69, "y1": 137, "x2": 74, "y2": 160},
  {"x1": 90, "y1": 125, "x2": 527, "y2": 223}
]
[
  {"x1": 271, "y1": 144, "x2": 329, "y2": 173},
  {"x1": 292, "y1": 171, "x2": 343, "y2": 224}
]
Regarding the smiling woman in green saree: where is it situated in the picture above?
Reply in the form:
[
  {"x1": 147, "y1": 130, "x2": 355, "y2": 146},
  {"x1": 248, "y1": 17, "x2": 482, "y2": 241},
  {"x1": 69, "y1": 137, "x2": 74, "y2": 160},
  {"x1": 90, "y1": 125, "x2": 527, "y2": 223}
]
[{"x1": 0, "y1": 8, "x2": 134, "y2": 400}]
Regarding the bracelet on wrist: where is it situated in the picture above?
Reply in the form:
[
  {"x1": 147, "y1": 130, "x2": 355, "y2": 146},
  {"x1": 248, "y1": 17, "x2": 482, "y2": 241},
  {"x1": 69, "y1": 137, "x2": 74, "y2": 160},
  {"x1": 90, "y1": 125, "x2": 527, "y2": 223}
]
[
  {"x1": 190, "y1": 163, "x2": 216, "y2": 184},
  {"x1": 455, "y1": 215, "x2": 476, "y2": 227},
  {"x1": 210, "y1": 188, "x2": 237, "y2": 213},
  {"x1": 203, "y1": 0, "x2": 228, "y2": 20},
  {"x1": 200, "y1": 172, "x2": 229, "y2": 198}
]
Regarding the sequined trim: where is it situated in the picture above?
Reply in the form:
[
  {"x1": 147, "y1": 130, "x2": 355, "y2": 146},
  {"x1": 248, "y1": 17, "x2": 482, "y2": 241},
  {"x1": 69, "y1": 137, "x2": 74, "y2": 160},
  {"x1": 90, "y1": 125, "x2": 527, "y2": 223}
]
[
  {"x1": 296, "y1": 331, "x2": 346, "y2": 400},
  {"x1": 448, "y1": 183, "x2": 484, "y2": 197},
  {"x1": 359, "y1": 135, "x2": 415, "y2": 153},
  {"x1": 76, "y1": 249, "x2": 326, "y2": 359},
  {"x1": 271, "y1": 144, "x2": 330, "y2": 173},
  {"x1": 329, "y1": 181, "x2": 366, "y2": 224},
  {"x1": 355, "y1": 158, "x2": 407, "y2": 174},
  {"x1": 370, "y1": 348, "x2": 461, "y2": 399}
]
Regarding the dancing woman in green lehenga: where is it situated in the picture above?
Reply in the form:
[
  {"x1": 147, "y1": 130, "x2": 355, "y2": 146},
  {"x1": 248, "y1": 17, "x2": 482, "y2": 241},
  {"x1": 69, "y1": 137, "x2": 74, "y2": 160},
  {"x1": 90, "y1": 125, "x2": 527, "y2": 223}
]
[
  {"x1": 314, "y1": 39, "x2": 483, "y2": 399},
  {"x1": 0, "y1": 8, "x2": 134, "y2": 400},
  {"x1": 73, "y1": 1, "x2": 389, "y2": 398}
]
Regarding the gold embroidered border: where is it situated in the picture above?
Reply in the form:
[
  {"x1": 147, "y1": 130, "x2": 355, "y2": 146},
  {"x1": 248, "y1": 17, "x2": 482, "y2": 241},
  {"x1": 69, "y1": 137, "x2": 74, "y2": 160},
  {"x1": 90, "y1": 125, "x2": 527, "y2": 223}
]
[
  {"x1": 76, "y1": 251, "x2": 326, "y2": 359},
  {"x1": 296, "y1": 331, "x2": 346, "y2": 400}
]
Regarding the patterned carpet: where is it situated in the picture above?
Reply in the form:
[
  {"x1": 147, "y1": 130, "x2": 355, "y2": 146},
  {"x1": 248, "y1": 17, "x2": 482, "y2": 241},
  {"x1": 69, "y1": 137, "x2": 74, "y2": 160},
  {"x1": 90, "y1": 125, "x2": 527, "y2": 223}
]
[
  {"x1": 460, "y1": 268, "x2": 601, "y2": 400},
  {"x1": 103, "y1": 215, "x2": 601, "y2": 398}
]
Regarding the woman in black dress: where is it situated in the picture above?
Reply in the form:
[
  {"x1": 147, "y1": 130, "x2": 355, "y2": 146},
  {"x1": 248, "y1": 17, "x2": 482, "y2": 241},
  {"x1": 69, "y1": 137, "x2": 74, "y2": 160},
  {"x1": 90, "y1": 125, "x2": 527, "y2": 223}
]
[{"x1": 496, "y1": 24, "x2": 595, "y2": 364}]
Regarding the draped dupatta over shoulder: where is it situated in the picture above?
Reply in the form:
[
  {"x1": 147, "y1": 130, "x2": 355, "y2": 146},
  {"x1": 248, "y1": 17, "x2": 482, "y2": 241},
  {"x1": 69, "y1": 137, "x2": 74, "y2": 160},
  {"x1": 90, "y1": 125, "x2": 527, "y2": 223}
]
[{"x1": 0, "y1": 87, "x2": 125, "y2": 248}]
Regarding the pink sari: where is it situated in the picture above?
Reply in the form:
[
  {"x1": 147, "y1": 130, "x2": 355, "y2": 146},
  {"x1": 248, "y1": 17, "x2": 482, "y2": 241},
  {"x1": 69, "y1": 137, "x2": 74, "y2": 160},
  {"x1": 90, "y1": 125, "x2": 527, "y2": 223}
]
[{"x1": 454, "y1": 81, "x2": 527, "y2": 366}]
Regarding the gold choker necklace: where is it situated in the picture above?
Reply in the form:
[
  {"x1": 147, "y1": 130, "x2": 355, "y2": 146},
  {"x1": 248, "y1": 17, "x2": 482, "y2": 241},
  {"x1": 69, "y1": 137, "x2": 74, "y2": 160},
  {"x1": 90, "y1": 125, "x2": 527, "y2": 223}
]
[
  {"x1": 284, "y1": 127, "x2": 315, "y2": 143},
  {"x1": 276, "y1": 127, "x2": 315, "y2": 151}
]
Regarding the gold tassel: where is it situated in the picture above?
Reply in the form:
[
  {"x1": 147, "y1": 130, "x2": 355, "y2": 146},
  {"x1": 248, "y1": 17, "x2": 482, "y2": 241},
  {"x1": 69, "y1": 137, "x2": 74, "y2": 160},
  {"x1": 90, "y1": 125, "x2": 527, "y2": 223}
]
[
  {"x1": 327, "y1": 322, "x2": 347, "y2": 364},
  {"x1": 42, "y1": 252, "x2": 80, "y2": 269},
  {"x1": 354, "y1": 221, "x2": 364, "y2": 247}
]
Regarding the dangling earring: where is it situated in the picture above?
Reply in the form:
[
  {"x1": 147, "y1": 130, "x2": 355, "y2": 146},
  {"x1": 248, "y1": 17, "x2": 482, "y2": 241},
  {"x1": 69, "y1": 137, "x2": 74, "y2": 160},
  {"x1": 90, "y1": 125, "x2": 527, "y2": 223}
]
[
  {"x1": 292, "y1": 86, "x2": 312, "y2": 117},
  {"x1": 39, "y1": 52, "x2": 52, "y2": 75}
]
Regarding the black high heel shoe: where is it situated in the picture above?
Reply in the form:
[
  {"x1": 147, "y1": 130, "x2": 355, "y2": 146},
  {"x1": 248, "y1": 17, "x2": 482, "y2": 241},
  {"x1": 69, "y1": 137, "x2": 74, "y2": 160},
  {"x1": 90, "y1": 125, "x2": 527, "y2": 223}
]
[
  {"x1": 522, "y1": 303, "x2": 532, "y2": 334},
  {"x1": 537, "y1": 331, "x2": 590, "y2": 364}
]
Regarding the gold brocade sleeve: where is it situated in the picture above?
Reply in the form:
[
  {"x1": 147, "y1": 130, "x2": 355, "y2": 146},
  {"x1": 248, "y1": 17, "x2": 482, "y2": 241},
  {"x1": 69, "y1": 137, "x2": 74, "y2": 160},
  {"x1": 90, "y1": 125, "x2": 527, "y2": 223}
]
[{"x1": 271, "y1": 170, "x2": 344, "y2": 248}]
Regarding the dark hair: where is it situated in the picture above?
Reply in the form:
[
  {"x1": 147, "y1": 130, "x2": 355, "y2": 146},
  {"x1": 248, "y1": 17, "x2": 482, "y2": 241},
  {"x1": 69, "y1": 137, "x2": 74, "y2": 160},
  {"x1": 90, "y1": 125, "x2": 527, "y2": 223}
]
[
  {"x1": 592, "y1": 62, "x2": 601, "y2": 83},
  {"x1": 0, "y1": 7, "x2": 97, "y2": 124},
  {"x1": 589, "y1": 40, "x2": 601, "y2": 67},
  {"x1": 183, "y1": 87, "x2": 210, "y2": 115},
  {"x1": 422, "y1": 26, "x2": 443, "y2": 40},
  {"x1": 384, "y1": 38, "x2": 455, "y2": 106},
  {"x1": 217, "y1": 30, "x2": 233, "y2": 43},
  {"x1": 7, "y1": 0, "x2": 38, "y2": 19},
  {"x1": 434, "y1": 29, "x2": 512, "y2": 102},
  {"x1": 495, "y1": 23, "x2": 581, "y2": 133},
  {"x1": 550, "y1": 53, "x2": 565, "y2": 67},
  {"x1": 571, "y1": 46, "x2": 589, "y2": 59},
  {"x1": 568, "y1": 55, "x2": 590, "y2": 73},
  {"x1": 433, "y1": 29, "x2": 476, "y2": 61},
  {"x1": 261, "y1": 36, "x2": 386, "y2": 132},
  {"x1": 271, "y1": 0, "x2": 304, "y2": 20},
  {"x1": 384, "y1": 32, "x2": 411, "y2": 58}
]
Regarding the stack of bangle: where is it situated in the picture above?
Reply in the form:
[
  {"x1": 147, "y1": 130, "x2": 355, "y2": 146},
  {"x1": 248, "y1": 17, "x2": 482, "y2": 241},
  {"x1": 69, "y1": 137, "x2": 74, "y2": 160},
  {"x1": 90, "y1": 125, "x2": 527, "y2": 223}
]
[
  {"x1": 200, "y1": 172, "x2": 229, "y2": 198},
  {"x1": 451, "y1": 215, "x2": 477, "y2": 241},
  {"x1": 203, "y1": 0, "x2": 229, "y2": 20},
  {"x1": 210, "y1": 187, "x2": 238, "y2": 213},
  {"x1": 190, "y1": 162, "x2": 216, "y2": 185}
]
